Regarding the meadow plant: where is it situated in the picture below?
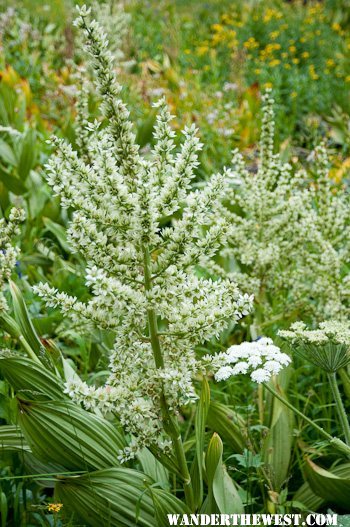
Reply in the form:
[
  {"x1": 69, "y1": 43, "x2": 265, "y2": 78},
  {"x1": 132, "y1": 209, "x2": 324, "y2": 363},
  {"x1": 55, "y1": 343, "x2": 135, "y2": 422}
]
[
  {"x1": 211, "y1": 92, "x2": 350, "y2": 327},
  {"x1": 33, "y1": 8, "x2": 258, "y2": 497},
  {"x1": 279, "y1": 321, "x2": 350, "y2": 446},
  {"x1": 0, "y1": 208, "x2": 24, "y2": 310}
]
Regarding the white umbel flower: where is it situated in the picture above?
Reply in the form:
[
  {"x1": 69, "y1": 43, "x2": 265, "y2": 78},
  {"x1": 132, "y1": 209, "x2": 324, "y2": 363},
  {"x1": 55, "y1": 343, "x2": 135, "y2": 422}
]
[{"x1": 207, "y1": 338, "x2": 291, "y2": 384}]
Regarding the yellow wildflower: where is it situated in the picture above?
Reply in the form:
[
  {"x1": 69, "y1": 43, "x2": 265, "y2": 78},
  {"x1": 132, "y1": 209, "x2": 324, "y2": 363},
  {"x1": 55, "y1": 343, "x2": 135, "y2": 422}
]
[
  {"x1": 291, "y1": 91, "x2": 297, "y2": 98},
  {"x1": 269, "y1": 30, "x2": 280, "y2": 40},
  {"x1": 332, "y1": 22, "x2": 341, "y2": 33},
  {"x1": 212, "y1": 23, "x2": 224, "y2": 32},
  {"x1": 269, "y1": 59, "x2": 281, "y2": 67},
  {"x1": 47, "y1": 503, "x2": 63, "y2": 513},
  {"x1": 309, "y1": 64, "x2": 319, "y2": 80},
  {"x1": 289, "y1": 45, "x2": 297, "y2": 54},
  {"x1": 284, "y1": 63, "x2": 291, "y2": 70},
  {"x1": 196, "y1": 46, "x2": 209, "y2": 56},
  {"x1": 300, "y1": 37, "x2": 306, "y2": 43},
  {"x1": 326, "y1": 59, "x2": 335, "y2": 67},
  {"x1": 292, "y1": 58, "x2": 300, "y2": 65},
  {"x1": 254, "y1": 68, "x2": 262, "y2": 74},
  {"x1": 264, "y1": 82, "x2": 273, "y2": 89},
  {"x1": 301, "y1": 51, "x2": 310, "y2": 59},
  {"x1": 244, "y1": 37, "x2": 259, "y2": 50}
]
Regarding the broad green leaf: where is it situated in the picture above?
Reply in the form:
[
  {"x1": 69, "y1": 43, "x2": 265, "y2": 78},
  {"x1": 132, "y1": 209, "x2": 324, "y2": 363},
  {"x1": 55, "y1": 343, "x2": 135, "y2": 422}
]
[
  {"x1": 23, "y1": 452, "x2": 66, "y2": 488},
  {"x1": 0, "y1": 165, "x2": 26, "y2": 194},
  {"x1": 203, "y1": 433, "x2": 222, "y2": 514},
  {"x1": 191, "y1": 377, "x2": 210, "y2": 508},
  {"x1": 43, "y1": 217, "x2": 71, "y2": 252},
  {"x1": 56, "y1": 468, "x2": 156, "y2": 527},
  {"x1": 18, "y1": 399, "x2": 125, "y2": 471},
  {"x1": 204, "y1": 433, "x2": 244, "y2": 514},
  {"x1": 304, "y1": 458, "x2": 350, "y2": 509},
  {"x1": 294, "y1": 462, "x2": 350, "y2": 511},
  {"x1": 150, "y1": 487, "x2": 190, "y2": 527},
  {"x1": 0, "y1": 425, "x2": 30, "y2": 452},
  {"x1": 0, "y1": 356, "x2": 64, "y2": 400},
  {"x1": 0, "y1": 311, "x2": 22, "y2": 339},
  {"x1": 205, "y1": 433, "x2": 222, "y2": 489},
  {"x1": 207, "y1": 401, "x2": 245, "y2": 453},
  {"x1": 9, "y1": 280, "x2": 46, "y2": 360},
  {"x1": 17, "y1": 129, "x2": 36, "y2": 180},
  {"x1": 138, "y1": 447, "x2": 170, "y2": 490},
  {"x1": 0, "y1": 139, "x2": 17, "y2": 166},
  {"x1": 263, "y1": 391, "x2": 294, "y2": 491},
  {"x1": 213, "y1": 464, "x2": 244, "y2": 515}
]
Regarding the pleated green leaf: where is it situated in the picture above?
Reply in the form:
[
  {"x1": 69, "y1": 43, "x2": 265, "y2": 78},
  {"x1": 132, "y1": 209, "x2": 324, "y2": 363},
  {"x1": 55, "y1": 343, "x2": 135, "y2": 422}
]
[
  {"x1": 150, "y1": 487, "x2": 191, "y2": 526},
  {"x1": 18, "y1": 399, "x2": 125, "y2": 471},
  {"x1": 203, "y1": 433, "x2": 244, "y2": 514},
  {"x1": 138, "y1": 448, "x2": 169, "y2": 490},
  {"x1": 191, "y1": 377, "x2": 210, "y2": 508},
  {"x1": 207, "y1": 401, "x2": 245, "y2": 452},
  {"x1": 304, "y1": 458, "x2": 350, "y2": 509},
  {"x1": 262, "y1": 392, "x2": 294, "y2": 491},
  {"x1": 9, "y1": 280, "x2": 45, "y2": 359},
  {"x1": 213, "y1": 464, "x2": 244, "y2": 515},
  {"x1": 0, "y1": 356, "x2": 64, "y2": 400},
  {"x1": 56, "y1": 468, "x2": 157, "y2": 527},
  {"x1": 294, "y1": 461, "x2": 350, "y2": 511},
  {"x1": 202, "y1": 433, "x2": 222, "y2": 513},
  {"x1": 0, "y1": 311, "x2": 21, "y2": 339},
  {"x1": 0, "y1": 425, "x2": 30, "y2": 452}
]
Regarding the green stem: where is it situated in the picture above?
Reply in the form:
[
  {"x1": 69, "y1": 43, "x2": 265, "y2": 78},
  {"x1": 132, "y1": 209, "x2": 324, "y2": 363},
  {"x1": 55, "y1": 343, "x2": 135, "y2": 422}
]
[
  {"x1": 327, "y1": 372, "x2": 350, "y2": 446},
  {"x1": 263, "y1": 382, "x2": 350, "y2": 457},
  {"x1": 19, "y1": 335, "x2": 41, "y2": 364},
  {"x1": 142, "y1": 245, "x2": 195, "y2": 509}
]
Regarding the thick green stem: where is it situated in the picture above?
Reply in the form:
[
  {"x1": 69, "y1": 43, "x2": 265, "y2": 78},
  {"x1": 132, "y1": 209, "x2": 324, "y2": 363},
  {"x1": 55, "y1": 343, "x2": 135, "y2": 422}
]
[
  {"x1": 142, "y1": 245, "x2": 195, "y2": 509},
  {"x1": 263, "y1": 382, "x2": 350, "y2": 457},
  {"x1": 327, "y1": 372, "x2": 350, "y2": 446}
]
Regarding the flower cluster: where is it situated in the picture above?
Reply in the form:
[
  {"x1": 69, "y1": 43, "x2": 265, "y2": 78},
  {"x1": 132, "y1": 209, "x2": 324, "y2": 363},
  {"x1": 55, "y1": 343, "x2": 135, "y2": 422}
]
[
  {"x1": 278, "y1": 321, "x2": 350, "y2": 372},
  {"x1": 90, "y1": 1, "x2": 130, "y2": 62},
  {"x1": 0, "y1": 208, "x2": 25, "y2": 310},
  {"x1": 205, "y1": 337, "x2": 291, "y2": 384},
  {"x1": 34, "y1": 7, "x2": 253, "y2": 459},
  {"x1": 210, "y1": 91, "x2": 350, "y2": 325},
  {"x1": 47, "y1": 503, "x2": 63, "y2": 513}
]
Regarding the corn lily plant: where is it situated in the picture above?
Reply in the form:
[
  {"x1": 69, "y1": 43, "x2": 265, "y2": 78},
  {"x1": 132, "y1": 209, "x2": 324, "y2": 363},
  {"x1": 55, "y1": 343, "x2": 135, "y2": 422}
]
[{"x1": 2, "y1": 5, "x2": 350, "y2": 525}]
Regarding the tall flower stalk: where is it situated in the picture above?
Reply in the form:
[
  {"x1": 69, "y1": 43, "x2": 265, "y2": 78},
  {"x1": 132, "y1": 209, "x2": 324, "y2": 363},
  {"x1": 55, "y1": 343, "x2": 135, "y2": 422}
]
[
  {"x1": 34, "y1": 6, "x2": 253, "y2": 507},
  {"x1": 211, "y1": 92, "x2": 350, "y2": 327},
  {"x1": 0, "y1": 208, "x2": 24, "y2": 311}
]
